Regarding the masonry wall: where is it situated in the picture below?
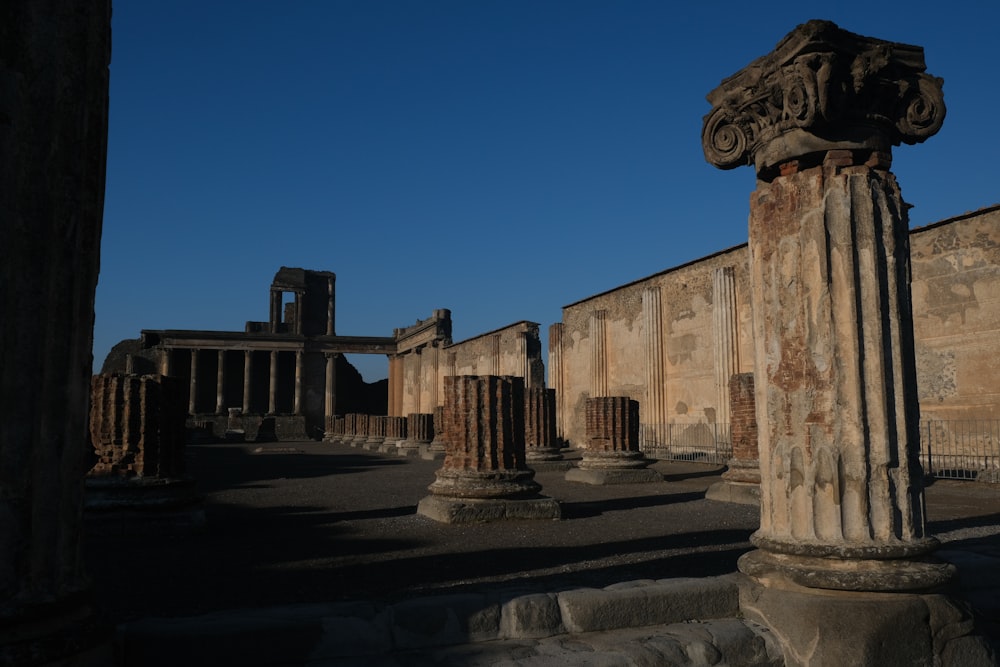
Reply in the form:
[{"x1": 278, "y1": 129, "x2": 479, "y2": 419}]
[
  {"x1": 553, "y1": 206, "x2": 1000, "y2": 447},
  {"x1": 911, "y1": 205, "x2": 1000, "y2": 421},
  {"x1": 556, "y1": 245, "x2": 754, "y2": 448}
]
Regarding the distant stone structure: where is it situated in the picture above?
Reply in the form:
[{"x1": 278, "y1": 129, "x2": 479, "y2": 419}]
[
  {"x1": 704, "y1": 19, "x2": 989, "y2": 665},
  {"x1": 524, "y1": 387, "x2": 563, "y2": 462},
  {"x1": 566, "y1": 397, "x2": 661, "y2": 485},
  {"x1": 417, "y1": 376, "x2": 560, "y2": 523}
]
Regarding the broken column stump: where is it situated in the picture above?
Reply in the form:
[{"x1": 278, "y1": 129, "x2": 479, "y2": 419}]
[
  {"x1": 705, "y1": 372, "x2": 760, "y2": 505},
  {"x1": 399, "y1": 412, "x2": 433, "y2": 458},
  {"x1": 421, "y1": 405, "x2": 448, "y2": 460},
  {"x1": 524, "y1": 386, "x2": 565, "y2": 465},
  {"x1": 417, "y1": 375, "x2": 560, "y2": 523},
  {"x1": 364, "y1": 415, "x2": 387, "y2": 451},
  {"x1": 703, "y1": 20, "x2": 992, "y2": 666},
  {"x1": 380, "y1": 415, "x2": 408, "y2": 454},
  {"x1": 566, "y1": 397, "x2": 661, "y2": 485}
]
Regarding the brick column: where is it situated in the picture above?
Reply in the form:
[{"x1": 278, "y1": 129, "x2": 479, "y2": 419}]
[
  {"x1": 215, "y1": 349, "x2": 225, "y2": 414},
  {"x1": 398, "y1": 412, "x2": 433, "y2": 457},
  {"x1": 422, "y1": 405, "x2": 447, "y2": 460},
  {"x1": 567, "y1": 397, "x2": 660, "y2": 485},
  {"x1": 188, "y1": 349, "x2": 199, "y2": 414},
  {"x1": 242, "y1": 350, "x2": 253, "y2": 414},
  {"x1": 706, "y1": 372, "x2": 761, "y2": 504},
  {"x1": 525, "y1": 387, "x2": 562, "y2": 462},
  {"x1": 418, "y1": 376, "x2": 560, "y2": 523},
  {"x1": 268, "y1": 350, "x2": 278, "y2": 414}
]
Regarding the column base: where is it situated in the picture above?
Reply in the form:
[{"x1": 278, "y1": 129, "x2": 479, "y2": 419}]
[
  {"x1": 416, "y1": 495, "x2": 561, "y2": 523},
  {"x1": 705, "y1": 480, "x2": 760, "y2": 505},
  {"x1": 428, "y1": 469, "x2": 542, "y2": 499},
  {"x1": 565, "y1": 467, "x2": 663, "y2": 485},
  {"x1": 738, "y1": 572, "x2": 995, "y2": 667},
  {"x1": 526, "y1": 447, "x2": 564, "y2": 462},
  {"x1": 738, "y1": 548, "x2": 954, "y2": 592}
]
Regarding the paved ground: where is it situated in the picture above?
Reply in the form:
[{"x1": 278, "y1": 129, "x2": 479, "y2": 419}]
[{"x1": 83, "y1": 439, "x2": 1000, "y2": 631}]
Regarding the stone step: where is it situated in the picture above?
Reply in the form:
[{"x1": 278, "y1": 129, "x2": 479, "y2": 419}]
[{"x1": 117, "y1": 574, "x2": 759, "y2": 666}]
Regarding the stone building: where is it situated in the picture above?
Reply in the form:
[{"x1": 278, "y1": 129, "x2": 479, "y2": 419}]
[
  {"x1": 106, "y1": 268, "x2": 547, "y2": 441},
  {"x1": 551, "y1": 204, "x2": 1000, "y2": 450}
]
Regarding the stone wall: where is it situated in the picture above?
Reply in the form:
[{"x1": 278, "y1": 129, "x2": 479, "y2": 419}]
[
  {"x1": 553, "y1": 206, "x2": 1000, "y2": 447},
  {"x1": 554, "y1": 246, "x2": 754, "y2": 447},
  {"x1": 911, "y1": 205, "x2": 1000, "y2": 421}
]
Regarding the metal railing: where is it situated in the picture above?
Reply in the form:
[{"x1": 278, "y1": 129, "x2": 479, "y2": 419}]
[
  {"x1": 920, "y1": 419, "x2": 1000, "y2": 481},
  {"x1": 639, "y1": 422, "x2": 732, "y2": 465},
  {"x1": 636, "y1": 419, "x2": 1000, "y2": 482}
]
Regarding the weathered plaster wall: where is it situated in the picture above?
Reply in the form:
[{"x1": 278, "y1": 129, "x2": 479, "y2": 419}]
[
  {"x1": 911, "y1": 205, "x2": 1000, "y2": 421},
  {"x1": 557, "y1": 246, "x2": 754, "y2": 447},
  {"x1": 554, "y1": 206, "x2": 1000, "y2": 447}
]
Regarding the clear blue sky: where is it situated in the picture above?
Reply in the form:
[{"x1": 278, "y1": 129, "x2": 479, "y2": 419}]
[{"x1": 95, "y1": 1, "x2": 1000, "y2": 381}]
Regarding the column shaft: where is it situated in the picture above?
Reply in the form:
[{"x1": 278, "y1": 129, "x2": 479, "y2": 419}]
[
  {"x1": 188, "y1": 349, "x2": 199, "y2": 414},
  {"x1": 215, "y1": 349, "x2": 225, "y2": 414},
  {"x1": 242, "y1": 350, "x2": 253, "y2": 413},
  {"x1": 268, "y1": 350, "x2": 278, "y2": 414}
]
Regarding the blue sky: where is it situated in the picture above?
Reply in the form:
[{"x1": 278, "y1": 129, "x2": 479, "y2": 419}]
[{"x1": 96, "y1": 1, "x2": 1000, "y2": 381}]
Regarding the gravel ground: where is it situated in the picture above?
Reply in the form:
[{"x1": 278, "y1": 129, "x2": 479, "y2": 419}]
[{"x1": 84, "y1": 440, "x2": 1000, "y2": 625}]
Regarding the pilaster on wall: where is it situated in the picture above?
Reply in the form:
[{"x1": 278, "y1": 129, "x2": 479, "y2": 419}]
[
  {"x1": 642, "y1": 287, "x2": 667, "y2": 434},
  {"x1": 490, "y1": 334, "x2": 501, "y2": 376},
  {"x1": 590, "y1": 310, "x2": 608, "y2": 398},
  {"x1": 549, "y1": 323, "x2": 566, "y2": 444},
  {"x1": 712, "y1": 266, "x2": 740, "y2": 427}
]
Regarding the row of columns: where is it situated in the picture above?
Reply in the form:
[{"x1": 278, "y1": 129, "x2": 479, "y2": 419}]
[{"x1": 160, "y1": 347, "x2": 338, "y2": 417}]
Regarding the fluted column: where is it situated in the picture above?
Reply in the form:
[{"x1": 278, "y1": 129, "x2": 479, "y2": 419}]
[
  {"x1": 703, "y1": 20, "x2": 950, "y2": 593},
  {"x1": 1, "y1": 4, "x2": 112, "y2": 661},
  {"x1": 269, "y1": 289, "x2": 282, "y2": 332},
  {"x1": 712, "y1": 267, "x2": 739, "y2": 428},
  {"x1": 268, "y1": 350, "x2": 278, "y2": 414},
  {"x1": 188, "y1": 349, "x2": 199, "y2": 414},
  {"x1": 489, "y1": 334, "x2": 501, "y2": 376},
  {"x1": 642, "y1": 287, "x2": 666, "y2": 449},
  {"x1": 418, "y1": 376, "x2": 560, "y2": 522},
  {"x1": 326, "y1": 276, "x2": 336, "y2": 335},
  {"x1": 423, "y1": 345, "x2": 439, "y2": 413},
  {"x1": 242, "y1": 350, "x2": 253, "y2": 414},
  {"x1": 525, "y1": 387, "x2": 561, "y2": 461},
  {"x1": 566, "y1": 396, "x2": 659, "y2": 485},
  {"x1": 590, "y1": 310, "x2": 608, "y2": 398}
]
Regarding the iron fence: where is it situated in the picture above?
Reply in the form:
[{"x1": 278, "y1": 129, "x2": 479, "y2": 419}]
[
  {"x1": 920, "y1": 419, "x2": 1000, "y2": 481},
  {"x1": 639, "y1": 422, "x2": 732, "y2": 465},
  {"x1": 636, "y1": 419, "x2": 1000, "y2": 482}
]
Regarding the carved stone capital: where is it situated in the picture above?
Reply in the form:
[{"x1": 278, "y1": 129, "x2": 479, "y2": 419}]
[{"x1": 702, "y1": 20, "x2": 945, "y2": 177}]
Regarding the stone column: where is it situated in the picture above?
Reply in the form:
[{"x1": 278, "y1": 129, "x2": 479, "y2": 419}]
[
  {"x1": 366, "y1": 415, "x2": 387, "y2": 451},
  {"x1": 548, "y1": 323, "x2": 567, "y2": 448},
  {"x1": 399, "y1": 412, "x2": 434, "y2": 457},
  {"x1": 418, "y1": 376, "x2": 560, "y2": 523},
  {"x1": 215, "y1": 350, "x2": 225, "y2": 414},
  {"x1": 567, "y1": 397, "x2": 660, "y2": 485},
  {"x1": 712, "y1": 266, "x2": 740, "y2": 428},
  {"x1": 525, "y1": 387, "x2": 562, "y2": 462},
  {"x1": 0, "y1": 3, "x2": 112, "y2": 662},
  {"x1": 161, "y1": 347, "x2": 173, "y2": 376},
  {"x1": 268, "y1": 350, "x2": 278, "y2": 414},
  {"x1": 383, "y1": 416, "x2": 408, "y2": 453},
  {"x1": 269, "y1": 289, "x2": 282, "y2": 333},
  {"x1": 642, "y1": 287, "x2": 667, "y2": 450},
  {"x1": 189, "y1": 349, "x2": 199, "y2": 414},
  {"x1": 590, "y1": 310, "x2": 608, "y2": 398},
  {"x1": 706, "y1": 372, "x2": 761, "y2": 505},
  {"x1": 242, "y1": 350, "x2": 253, "y2": 414},
  {"x1": 702, "y1": 20, "x2": 965, "y2": 666},
  {"x1": 422, "y1": 345, "x2": 440, "y2": 414},
  {"x1": 423, "y1": 405, "x2": 448, "y2": 460},
  {"x1": 293, "y1": 350, "x2": 303, "y2": 415},
  {"x1": 293, "y1": 292, "x2": 303, "y2": 335},
  {"x1": 323, "y1": 352, "x2": 338, "y2": 439}
]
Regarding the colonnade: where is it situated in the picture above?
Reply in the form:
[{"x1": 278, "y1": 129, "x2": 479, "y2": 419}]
[{"x1": 159, "y1": 346, "x2": 338, "y2": 416}]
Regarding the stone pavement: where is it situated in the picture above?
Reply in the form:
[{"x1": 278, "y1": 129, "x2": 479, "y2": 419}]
[{"x1": 85, "y1": 440, "x2": 1000, "y2": 666}]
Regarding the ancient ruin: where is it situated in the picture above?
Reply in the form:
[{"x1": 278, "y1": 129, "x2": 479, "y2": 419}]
[
  {"x1": 705, "y1": 372, "x2": 760, "y2": 504},
  {"x1": 566, "y1": 397, "x2": 661, "y2": 484},
  {"x1": 524, "y1": 386, "x2": 564, "y2": 462},
  {"x1": 703, "y1": 19, "x2": 981, "y2": 664},
  {"x1": 417, "y1": 375, "x2": 561, "y2": 523}
]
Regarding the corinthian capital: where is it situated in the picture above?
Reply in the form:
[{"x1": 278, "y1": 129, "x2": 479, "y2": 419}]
[{"x1": 702, "y1": 20, "x2": 945, "y2": 177}]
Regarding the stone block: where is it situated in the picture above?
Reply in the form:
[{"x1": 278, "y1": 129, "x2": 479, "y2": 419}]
[
  {"x1": 416, "y1": 496, "x2": 561, "y2": 524},
  {"x1": 564, "y1": 467, "x2": 662, "y2": 485},
  {"x1": 705, "y1": 480, "x2": 760, "y2": 505},
  {"x1": 499, "y1": 593, "x2": 565, "y2": 639},
  {"x1": 557, "y1": 576, "x2": 739, "y2": 633},
  {"x1": 388, "y1": 594, "x2": 500, "y2": 649}
]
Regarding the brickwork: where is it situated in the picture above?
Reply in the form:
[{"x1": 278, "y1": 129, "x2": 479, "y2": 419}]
[
  {"x1": 585, "y1": 397, "x2": 640, "y2": 453},
  {"x1": 89, "y1": 374, "x2": 186, "y2": 478},
  {"x1": 525, "y1": 387, "x2": 562, "y2": 461},
  {"x1": 384, "y1": 416, "x2": 407, "y2": 441},
  {"x1": 728, "y1": 373, "x2": 758, "y2": 463},
  {"x1": 408, "y1": 413, "x2": 434, "y2": 444},
  {"x1": 441, "y1": 376, "x2": 525, "y2": 472}
]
